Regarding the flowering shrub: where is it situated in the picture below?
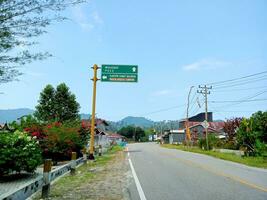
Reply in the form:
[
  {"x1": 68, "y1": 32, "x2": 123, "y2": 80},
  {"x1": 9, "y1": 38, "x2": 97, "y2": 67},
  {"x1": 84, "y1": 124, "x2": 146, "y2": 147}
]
[
  {"x1": 0, "y1": 131, "x2": 42, "y2": 175},
  {"x1": 10, "y1": 117, "x2": 88, "y2": 162},
  {"x1": 41, "y1": 122, "x2": 86, "y2": 161}
]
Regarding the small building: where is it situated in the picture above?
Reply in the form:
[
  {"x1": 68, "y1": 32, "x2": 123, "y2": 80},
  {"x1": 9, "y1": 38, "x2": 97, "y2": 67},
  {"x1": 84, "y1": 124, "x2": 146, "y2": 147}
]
[
  {"x1": 189, "y1": 122, "x2": 225, "y2": 142},
  {"x1": 107, "y1": 133, "x2": 125, "y2": 144},
  {"x1": 0, "y1": 123, "x2": 14, "y2": 133},
  {"x1": 169, "y1": 129, "x2": 185, "y2": 144}
]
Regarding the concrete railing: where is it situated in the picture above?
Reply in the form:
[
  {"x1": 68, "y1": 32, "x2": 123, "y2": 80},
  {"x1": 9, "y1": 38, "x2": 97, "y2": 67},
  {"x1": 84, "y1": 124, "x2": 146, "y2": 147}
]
[
  {"x1": 214, "y1": 148, "x2": 245, "y2": 156},
  {"x1": 1, "y1": 155, "x2": 85, "y2": 200}
]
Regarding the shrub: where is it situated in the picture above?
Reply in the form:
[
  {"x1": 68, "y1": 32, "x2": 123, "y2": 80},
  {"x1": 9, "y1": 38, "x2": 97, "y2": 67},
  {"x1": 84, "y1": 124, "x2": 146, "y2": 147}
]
[
  {"x1": 0, "y1": 131, "x2": 42, "y2": 175},
  {"x1": 223, "y1": 141, "x2": 239, "y2": 150},
  {"x1": 42, "y1": 122, "x2": 86, "y2": 161},
  {"x1": 198, "y1": 134, "x2": 219, "y2": 150},
  {"x1": 237, "y1": 112, "x2": 267, "y2": 156}
]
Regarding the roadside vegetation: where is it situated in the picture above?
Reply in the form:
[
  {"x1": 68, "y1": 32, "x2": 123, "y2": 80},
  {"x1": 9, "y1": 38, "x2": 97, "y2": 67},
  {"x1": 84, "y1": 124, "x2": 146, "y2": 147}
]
[
  {"x1": 0, "y1": 83, "x2": 89, "y2": 175},
  {"x1": 162, "y1": 144, "x2": 267, "y2": 169},
  {"x1": 33, "y1": 145, "x2": 124, "y2": 200},
  {"x1": 162, "y1": 111, "x2": 267, "y2": 169}
]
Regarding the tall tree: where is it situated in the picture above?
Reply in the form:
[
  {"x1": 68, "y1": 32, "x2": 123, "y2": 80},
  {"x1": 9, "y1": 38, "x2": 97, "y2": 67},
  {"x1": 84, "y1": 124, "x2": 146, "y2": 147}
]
[
  {"x1": 118, "y1": 126, "x2": 145, "y2": 141},
  {"x1": 54, "y1": 83, "x2": 80, "y2": 122},
  {"x1": 35, "y1": 84, "x2": 55, "y2": 121},
  {"x1": 35, "y1": 83, "x2": 80, "y2": 122},
  {"x1": 0, "y1": 0, "x2": 84, "y2": 84}
]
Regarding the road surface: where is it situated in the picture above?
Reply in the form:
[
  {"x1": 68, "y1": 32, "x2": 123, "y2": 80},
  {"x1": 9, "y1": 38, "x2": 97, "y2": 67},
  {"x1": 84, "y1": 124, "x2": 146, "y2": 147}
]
[{"x1": 126, "y1": 143, "x2": 267, "y2": 200}]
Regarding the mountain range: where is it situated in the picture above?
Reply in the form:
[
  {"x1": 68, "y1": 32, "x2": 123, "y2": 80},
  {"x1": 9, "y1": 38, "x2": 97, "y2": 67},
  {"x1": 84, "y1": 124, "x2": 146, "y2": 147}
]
[{"x1": 0, "y1": 109, "x2": 157, "y2": 129}]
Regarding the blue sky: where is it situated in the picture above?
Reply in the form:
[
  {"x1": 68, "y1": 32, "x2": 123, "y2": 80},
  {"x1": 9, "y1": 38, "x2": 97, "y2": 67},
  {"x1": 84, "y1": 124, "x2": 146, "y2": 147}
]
[{"x1": 0, "y1": 0, "x2": 266, "y2": 121}]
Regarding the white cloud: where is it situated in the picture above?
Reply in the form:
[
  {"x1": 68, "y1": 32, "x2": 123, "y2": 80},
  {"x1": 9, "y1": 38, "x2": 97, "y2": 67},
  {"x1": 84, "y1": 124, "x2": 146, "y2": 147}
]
[
  {"x1": 72, "y1": 5, "x2": 103, "y2": 32},
  {"x1": 182, "y1": 58, "x2": 231, "y2": 71}
]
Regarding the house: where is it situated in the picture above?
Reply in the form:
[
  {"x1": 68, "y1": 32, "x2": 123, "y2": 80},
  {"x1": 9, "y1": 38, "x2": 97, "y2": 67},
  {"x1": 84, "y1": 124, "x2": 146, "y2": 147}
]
[
  {"x1": 81, "y1": 118, "x2": 109, "y2": 132},
  {"x1": 82, "y1": 118, "x2": 110, "y2": 147},
  {"x1": 167, "y1": 112, "x2": 225, "y2": 143},
  {"x1": 107, "y1": 133, "x2": 125, "y2": 144},
  {"x1": 0, "y1": 123, "x2": 14, "y2": 133},
  {"x1": 188, "y1": 121, "x2": 225, "y2": 142},
  {"x1": 179, "y1": 112, "x2": 213, "y2": 129}
]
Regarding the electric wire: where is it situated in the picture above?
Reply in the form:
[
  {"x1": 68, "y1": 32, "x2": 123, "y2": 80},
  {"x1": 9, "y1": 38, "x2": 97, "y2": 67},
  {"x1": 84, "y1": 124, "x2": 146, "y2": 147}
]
[{"x1": 206, "y1": 70, "x2": 267, "y2": 86}]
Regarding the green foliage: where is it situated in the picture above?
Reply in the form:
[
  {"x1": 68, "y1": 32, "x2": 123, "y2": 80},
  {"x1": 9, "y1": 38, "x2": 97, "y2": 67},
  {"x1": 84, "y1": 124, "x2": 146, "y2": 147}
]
[
  {"x1": 35, "y1": 83, "x2": 80, "y2": 122},
  {"x1": 237, "y1": 111, "x2": 267, "y2": 156},
  {"x1": 10, "y1": 115, "x2": 40, "y2": 131},
  {"x1": 118, "y1": 126, "x2": 145, "y2": 141},
  {"x1": 162, "y1": 144, "x2": 267, "y2": 169},
  {"x1": 198, "y1": 134, "x2": 220, "y2": 150},
  {"x1": 0, "y1": 131, "x2": 42, "y2": 175},
  {"x1": 42, "y1": 122, "x2": 86, "y2": 161},
  {"x1": 0, "y1": 0, "x2": 83, "y2": 84},
  {"x1": 223, "y1": 141, "x2": 239, "y2": 150}
]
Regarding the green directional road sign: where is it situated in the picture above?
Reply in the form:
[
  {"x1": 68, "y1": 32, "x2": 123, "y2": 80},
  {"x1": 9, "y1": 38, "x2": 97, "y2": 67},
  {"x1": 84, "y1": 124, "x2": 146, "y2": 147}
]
[{"x1": 101, "y1": 64, "x2": 138, "y2": 82}]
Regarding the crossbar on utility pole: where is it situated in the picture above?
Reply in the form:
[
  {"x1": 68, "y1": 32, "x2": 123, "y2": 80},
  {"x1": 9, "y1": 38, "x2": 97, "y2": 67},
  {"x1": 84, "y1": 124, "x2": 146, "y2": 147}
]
[
  {"x1": 89, "y1": 64, "x2": 99, "y2": 160},
  {"x1": 197, "y1": 85, "x2": 212, "y2": 150}
]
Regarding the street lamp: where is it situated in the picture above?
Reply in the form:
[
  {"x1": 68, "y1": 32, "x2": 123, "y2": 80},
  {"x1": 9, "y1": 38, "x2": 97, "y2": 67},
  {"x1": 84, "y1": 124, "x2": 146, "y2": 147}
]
[{"x1": 186, "y1": 86, "x2": 194, "y2": 144}]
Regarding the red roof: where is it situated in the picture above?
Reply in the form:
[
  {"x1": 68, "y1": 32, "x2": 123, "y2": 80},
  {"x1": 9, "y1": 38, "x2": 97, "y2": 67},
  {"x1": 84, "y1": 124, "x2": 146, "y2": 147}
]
[
  {"x1": 107, "y1": 133, "x2": 124, "y2": 139},
  {"x1": 81, "y1": 119, "x2": 109, "y2": 128},
  {"x1": 188, "y1": 121, "x2": 225, "y2": 132}
]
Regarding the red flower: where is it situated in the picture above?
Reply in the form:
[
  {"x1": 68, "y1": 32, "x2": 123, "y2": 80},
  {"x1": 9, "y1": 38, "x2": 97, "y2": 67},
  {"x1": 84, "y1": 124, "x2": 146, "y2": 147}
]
[
  {"x1": 24, "y1": 128, "x2": 31, "y2": 132},
  {"x1": 54, "y1": 122, "x2": 62, "y2": 127},
  {"x1": 32, "y1": 132, "x2": 41, "y2": 137}
]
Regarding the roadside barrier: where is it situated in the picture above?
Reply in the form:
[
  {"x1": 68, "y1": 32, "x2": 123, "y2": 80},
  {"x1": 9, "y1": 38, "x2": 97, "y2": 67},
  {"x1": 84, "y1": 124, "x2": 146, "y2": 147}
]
[{"x1": 1, "y1": 152, "x2": 86, "y2": 200}]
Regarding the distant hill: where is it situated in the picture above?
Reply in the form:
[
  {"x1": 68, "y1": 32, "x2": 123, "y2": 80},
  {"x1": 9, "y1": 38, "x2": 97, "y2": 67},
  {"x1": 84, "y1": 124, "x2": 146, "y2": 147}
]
[
  {"x1": 0, "y1": 109, "x2": 92, "y2": 123},
  {"x1": 0, "y1": 108, "x2": 184, "y2": 132},
  {"x1": 117, "y1": 116, "x2": 154, "y2": 128},
  {"x1": 0, "y1": 108, "x2": 34, "y2": 123}
]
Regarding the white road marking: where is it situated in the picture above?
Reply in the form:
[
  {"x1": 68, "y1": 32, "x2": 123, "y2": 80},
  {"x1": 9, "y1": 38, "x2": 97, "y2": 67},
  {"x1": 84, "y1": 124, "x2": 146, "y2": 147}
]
[{"x1": 128, "y1": 157, "x2": 147, "y2": 200}]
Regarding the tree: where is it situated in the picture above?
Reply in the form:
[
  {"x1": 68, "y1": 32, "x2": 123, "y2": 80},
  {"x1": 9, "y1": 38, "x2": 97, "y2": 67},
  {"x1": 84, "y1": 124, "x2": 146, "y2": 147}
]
[
  {"x1": 118, "y1": 126, "x2": 145, "y2": 141},
  {"x1": 0, "y1": 0, "x2": 83, "y2": 84},
  {"x1": 223, "y1": 117, "x2": 242, "y2": 141},
  {"x1": 237, "y1": 111, "x2": 267, "y2": 156},
  {"x1": 35, "y1": 83, "x2": 80, "y2": 122},
  {"x1": 35, "y1": 84, "x2": 55, "y2": 121}
]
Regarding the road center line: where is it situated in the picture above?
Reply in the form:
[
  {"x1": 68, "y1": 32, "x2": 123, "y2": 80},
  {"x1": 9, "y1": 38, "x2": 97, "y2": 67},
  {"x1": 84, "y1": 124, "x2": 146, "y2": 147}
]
[
  {"x1": 128, "y1": 156, "x2": 147, "y2": 200},
  {"x1": 160, "y1": 151, "x2": 267, "y2": 193}
]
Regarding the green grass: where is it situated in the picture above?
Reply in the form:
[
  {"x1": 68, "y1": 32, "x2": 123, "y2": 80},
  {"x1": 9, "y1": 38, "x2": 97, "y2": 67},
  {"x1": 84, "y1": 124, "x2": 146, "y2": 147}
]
[
  {"x1": 33, "y1": 145, "x2": 124, "y2": 199},
  {"x1": 161, "y1": 144, "x2": 267, "y2": 169}
]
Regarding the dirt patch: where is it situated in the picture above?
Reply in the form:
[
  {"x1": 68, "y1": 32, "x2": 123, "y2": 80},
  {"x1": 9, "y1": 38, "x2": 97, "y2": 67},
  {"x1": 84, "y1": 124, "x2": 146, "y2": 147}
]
[{"x1": 34, "y1": 150, "x2": 132, "y2": 200}]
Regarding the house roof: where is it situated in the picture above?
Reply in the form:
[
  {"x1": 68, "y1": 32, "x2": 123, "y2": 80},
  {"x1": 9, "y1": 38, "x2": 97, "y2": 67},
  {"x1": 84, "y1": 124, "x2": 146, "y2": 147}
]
[
  {"x1": 170, "y1": 129, "x2": 185, "y2": 134},
  {"x1": 188, "y1": 121, "x2": 225, "y2": 133},
  {"x1": 81, "y1": 118, "x2": 109, "y2": 127},
  {"x1": 107, "y1": 133, "x2": 124, "y2": 139}
]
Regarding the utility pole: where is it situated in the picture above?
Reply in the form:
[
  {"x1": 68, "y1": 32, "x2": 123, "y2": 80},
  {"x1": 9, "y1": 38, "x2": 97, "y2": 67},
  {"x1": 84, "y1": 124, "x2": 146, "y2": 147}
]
[
  {"x1": 89, "y1": 64, "x2": 99, "y2": 160},
  {"x1": 197, "y1": 85, "x2": 212, "y2": 150},
  {"x1": 186, "y1": 86, "x2": 194, "y2": 144}
]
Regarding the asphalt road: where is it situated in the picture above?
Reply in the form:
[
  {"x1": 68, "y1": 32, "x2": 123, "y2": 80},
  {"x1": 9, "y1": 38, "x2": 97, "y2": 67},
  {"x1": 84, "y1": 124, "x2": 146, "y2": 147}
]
[{"x1": 127, "y1": 143, "x2": 267, "y2": 200}]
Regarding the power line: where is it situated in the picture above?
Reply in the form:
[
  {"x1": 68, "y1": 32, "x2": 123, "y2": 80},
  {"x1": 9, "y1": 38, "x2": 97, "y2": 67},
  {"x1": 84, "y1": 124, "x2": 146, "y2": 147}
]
[
  {"x1": 209, "y1": 90, "x2": 267, "y2": 109},
  {"x1": 212, "y1": 76, "x2": 267, "y2": 89},
  {"x1": 206, "y1": 70, "x2": 267, "y2": 86},
  {"x1": 212, "y1": 86, "x2": 267, "y2": 92},
  {"x1": 210, "y1": 98, "x2": 267, "y2": 103}
]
